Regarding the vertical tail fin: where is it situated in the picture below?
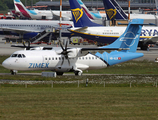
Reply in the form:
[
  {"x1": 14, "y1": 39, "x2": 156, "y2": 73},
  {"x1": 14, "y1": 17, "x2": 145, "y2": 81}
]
[
  {"x1": 14, "y1": 0, "x2": 32, "y2": 18},
  {"x1": 69, "y1": 0, "x2": 102, "y2": 27},
  {"x1": 102, "y1": 19, "x2": 144, "y2": 52},
  {"x1": 77, "y1": 0, "x2": 102, "y2": 20},
  {"x1": 102, "y1": 0, "x2": 128, "y2": 20}
]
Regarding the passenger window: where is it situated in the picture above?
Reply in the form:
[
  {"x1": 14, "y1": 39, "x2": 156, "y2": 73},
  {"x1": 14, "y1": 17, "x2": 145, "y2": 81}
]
[
  {"x1": 52, "y1": 57, "x2": 54, "y2": 60},
  {"x1": 45, "y1": 58, "x2": 47, "y2": 60},
  {"x1": 49, "y1": 58, "x2": 51, "y2": 60}
]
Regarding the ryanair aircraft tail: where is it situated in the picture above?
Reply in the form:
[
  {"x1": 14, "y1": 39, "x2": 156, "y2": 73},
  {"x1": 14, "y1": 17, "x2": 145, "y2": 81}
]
[
  {"x1": 102, "y1": 0, "x2": 128, "y2": 20},
  {"x1": 102, "y1": 19, "x2": 144, "y2": 52},
  {"x1": 69, "y1": 0, "x2": 102, "y2": 27}
]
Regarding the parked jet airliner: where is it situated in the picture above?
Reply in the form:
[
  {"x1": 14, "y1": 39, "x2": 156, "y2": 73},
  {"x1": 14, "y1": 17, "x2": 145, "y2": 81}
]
[
  {"x1": 69, "y1": 0, "x2": 158, "y2": 50},
  {"x1": 102, "y1": 0, "x2": 157, "y2": 20},
  {"x1": 0, "y1": 19, "x2": 73, "y2": 41},
  {"x1": 2, "y1": 18, "x2": 144, "y2": 75},
  {"x1": 14, "y1": 0, "x2": 104, "y2": 21}
]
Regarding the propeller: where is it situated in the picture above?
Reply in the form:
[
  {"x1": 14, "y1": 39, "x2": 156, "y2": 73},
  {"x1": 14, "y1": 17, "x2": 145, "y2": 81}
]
[
  {"x1": 22, "y1": 40, "x2": 31, "y2": 50},
  {"x1": 58, "y1": 40, "x2": 72, "y2": 66}
]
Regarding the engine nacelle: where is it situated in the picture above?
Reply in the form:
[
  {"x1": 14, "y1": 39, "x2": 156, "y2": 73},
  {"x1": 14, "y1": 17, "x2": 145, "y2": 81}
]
[{"x1": 67, "y1": 48, "x2": 89, "y2": 58}]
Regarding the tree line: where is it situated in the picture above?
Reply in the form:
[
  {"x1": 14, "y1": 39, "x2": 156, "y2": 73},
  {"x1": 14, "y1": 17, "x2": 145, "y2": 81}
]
[{"x1": 0, "y1": 0, "x2": 38, "y2": 11}]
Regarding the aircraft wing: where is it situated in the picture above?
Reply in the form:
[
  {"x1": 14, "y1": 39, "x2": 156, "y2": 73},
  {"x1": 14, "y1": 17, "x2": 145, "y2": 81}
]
[
  {"x1": 73, "y1": 27, "x2": 88, "y2": 31},
  {"x1": 0, "y1": 27, "x2": 40, "y2": 33}
]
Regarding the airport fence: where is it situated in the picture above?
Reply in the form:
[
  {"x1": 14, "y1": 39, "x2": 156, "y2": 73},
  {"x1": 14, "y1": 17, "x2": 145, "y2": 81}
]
[{"x1": 0, "y1": 76, "x2": 158, "y2": 88}]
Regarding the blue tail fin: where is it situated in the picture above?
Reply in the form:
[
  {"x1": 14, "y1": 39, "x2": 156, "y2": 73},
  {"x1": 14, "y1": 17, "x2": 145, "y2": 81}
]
[
  {"x1": 102, "y1": 19, "x2": 144, "y2": 52},
  {"x1": 69, "y1": 0, "x2": 102, "y2": 27},
  {"x1": 102, "y1": 0, "x2": 128, "y2": 20}
]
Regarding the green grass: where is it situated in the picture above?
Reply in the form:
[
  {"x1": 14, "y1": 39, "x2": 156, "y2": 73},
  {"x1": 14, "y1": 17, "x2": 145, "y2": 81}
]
[{"x1": 0, "y1": 87, "x2": 158, "y2": 120}]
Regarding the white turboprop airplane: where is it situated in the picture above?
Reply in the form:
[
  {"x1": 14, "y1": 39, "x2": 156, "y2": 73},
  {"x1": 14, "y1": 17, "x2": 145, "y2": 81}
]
[
  {"x1": 14, "y1": 0, "x2": 104, "y2": 21},
  {"x1": 0, "y1": 19, "x2": 73, "y2": 42},
  {"x1": 69, "y1": 0, "x2": 158, "y2": 50},
  {"x1": 2, "y1": 18, "x2": 144, "y2": 75}
]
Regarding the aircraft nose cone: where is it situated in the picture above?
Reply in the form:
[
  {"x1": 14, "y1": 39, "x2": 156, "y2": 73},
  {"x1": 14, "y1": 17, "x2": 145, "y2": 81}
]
[{"x1": 2, "y1": 59, "x2": 10, "y2": 69}]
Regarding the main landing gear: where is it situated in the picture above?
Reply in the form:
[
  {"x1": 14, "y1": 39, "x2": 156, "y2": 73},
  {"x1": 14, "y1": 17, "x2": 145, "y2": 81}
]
[
  {"x1": 10, "y1": 70, "x2": 18, "y2": 75},
  {"x1": 74, "y1": 71, "x2": 82, "y2": 76}
]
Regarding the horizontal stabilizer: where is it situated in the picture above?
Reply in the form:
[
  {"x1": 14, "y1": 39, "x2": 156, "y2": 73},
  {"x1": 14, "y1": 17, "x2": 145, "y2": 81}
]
[{"x1": 71, "y1": 27, "x2": 88, "y2": 31}]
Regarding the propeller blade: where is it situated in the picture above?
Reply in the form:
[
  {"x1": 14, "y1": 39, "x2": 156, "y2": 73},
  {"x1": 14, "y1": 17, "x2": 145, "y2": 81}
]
[
  {"x1": 59, "y1": 40, "x2": 64, "y2": 51},
  {"x1": 67, "y1": 57, "x2": 70, "y2": 66},
  {"x1": 22, "y1": 41, "x2": 26, "y2": 47},
  {"x1": 61, "y1": 57, "x2": 64, "y2": 66},
  {"x1": 28, "y1": 40, "x2": 30, "y2": 50},
  {"x1": 65, "y1": 40, "x2": 68, "y2": 51}
]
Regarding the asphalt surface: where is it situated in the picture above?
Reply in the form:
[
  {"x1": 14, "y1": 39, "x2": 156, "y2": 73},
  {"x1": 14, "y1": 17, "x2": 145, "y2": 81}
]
[{"x1": 0, "y1": 35, "x2": 158, "y2": 61}]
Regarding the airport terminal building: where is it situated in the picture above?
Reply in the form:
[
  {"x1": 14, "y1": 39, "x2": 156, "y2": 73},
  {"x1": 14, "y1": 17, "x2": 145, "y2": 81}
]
[{"x1": 34, "y1": 0, "x2": 156, "y2": 11}]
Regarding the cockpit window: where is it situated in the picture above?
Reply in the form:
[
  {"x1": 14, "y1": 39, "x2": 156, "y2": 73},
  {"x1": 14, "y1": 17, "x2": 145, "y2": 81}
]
[
  {"x1": 11, "y1": 54, "x2": 18, "y2": 57},
  {"x1": 11, "y1": 54, "x2": 26, "y2": 58},
  {"x1": 18, "y1": 54, "x2": 22, "y2": 58},
  {"x1": 22, "y1": 54, "x2": 26, "y2": 58}
]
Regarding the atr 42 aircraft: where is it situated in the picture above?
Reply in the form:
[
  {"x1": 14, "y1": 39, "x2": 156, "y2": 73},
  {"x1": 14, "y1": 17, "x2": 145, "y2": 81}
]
[
  {"x1": 102, "y1": 0, "x2": 157, "y2": 20},
  {"x1": 0, "y1": 19, "x2": 73, "y2": 43},
  {"x1": 69, "y1": 0, "x2": 158, "y2": 50},
  {"x1": 2, "y1": 18, "x2": 144, "y2": 75}
]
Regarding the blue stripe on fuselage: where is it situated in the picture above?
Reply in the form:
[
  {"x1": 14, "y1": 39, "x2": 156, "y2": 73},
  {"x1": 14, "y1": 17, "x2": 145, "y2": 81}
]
[
  {"x1": 27, "y1": 9, "x2": 37, "y2": 15},
  {"x1": 15, "y1": 0, "x2": 21, "y2": 2}
]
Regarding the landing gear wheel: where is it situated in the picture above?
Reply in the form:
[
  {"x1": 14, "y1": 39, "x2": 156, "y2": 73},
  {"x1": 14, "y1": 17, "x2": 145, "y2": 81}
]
[
  {"x1": 10, "y1": 70, "x2": 17, "y2": 75},
  {"x1": 75, "y1": 71, "x2": 82, "y2": 76},
  {"x1": 56, "y1": 72, "x2": 64, "y2": 76}
]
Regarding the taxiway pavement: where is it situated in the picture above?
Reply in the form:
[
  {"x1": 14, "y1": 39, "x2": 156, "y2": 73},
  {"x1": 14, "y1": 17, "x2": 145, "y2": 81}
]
[{"x1": 0, "y1": 36, "x2": 158, "y2": 61}]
